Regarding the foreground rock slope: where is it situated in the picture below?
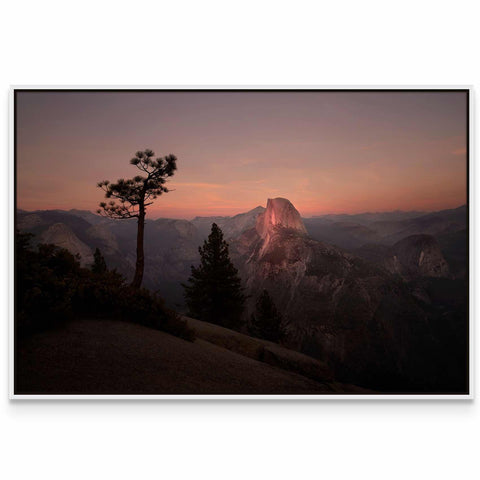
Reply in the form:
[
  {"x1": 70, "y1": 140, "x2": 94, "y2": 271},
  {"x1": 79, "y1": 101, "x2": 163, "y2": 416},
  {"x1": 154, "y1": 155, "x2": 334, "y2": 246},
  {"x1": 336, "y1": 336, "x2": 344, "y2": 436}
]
[{"x1": 16, "y1": 318, "x2": 368, "y2": 395}]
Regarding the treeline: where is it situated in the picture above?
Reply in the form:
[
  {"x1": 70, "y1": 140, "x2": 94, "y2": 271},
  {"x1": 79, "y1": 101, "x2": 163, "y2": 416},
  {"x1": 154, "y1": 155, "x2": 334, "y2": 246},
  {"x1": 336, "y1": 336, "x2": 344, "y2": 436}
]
[{"x1": 16, "y1": 231, "x2": 194, "y2": 341}]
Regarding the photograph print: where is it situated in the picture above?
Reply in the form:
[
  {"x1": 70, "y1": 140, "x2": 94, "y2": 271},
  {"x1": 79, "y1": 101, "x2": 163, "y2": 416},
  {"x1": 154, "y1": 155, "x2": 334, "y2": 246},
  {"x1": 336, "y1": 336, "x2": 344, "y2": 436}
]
[{"x1": 12, "y1": 89, "x2": 470, "y2": 397}]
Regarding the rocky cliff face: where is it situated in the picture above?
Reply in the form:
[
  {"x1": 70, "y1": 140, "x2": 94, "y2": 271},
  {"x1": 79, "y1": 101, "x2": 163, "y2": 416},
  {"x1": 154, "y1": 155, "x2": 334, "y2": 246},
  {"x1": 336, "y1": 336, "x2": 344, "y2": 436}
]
[
  {"x1": 254, "y1": 198, "x2": 308, "y2": 258},
  {"x1": 256, "y1": 198, "x2": 307, "y2": 239},
  {"x1": 143, "y1": 218, "x2": 201, "y2": 282},
  {"x1": 86, "y1": 224, "x2": 120, "y2": 255},
  {"x1": 384, "y1": 234, "x2": 449, "y2": 280},
  {"x1": 40, "y1": 223, "x2": 94, "y2": 265},
  {"x1": 192, "y1": 205, "x2": 265, "y2": 240}
]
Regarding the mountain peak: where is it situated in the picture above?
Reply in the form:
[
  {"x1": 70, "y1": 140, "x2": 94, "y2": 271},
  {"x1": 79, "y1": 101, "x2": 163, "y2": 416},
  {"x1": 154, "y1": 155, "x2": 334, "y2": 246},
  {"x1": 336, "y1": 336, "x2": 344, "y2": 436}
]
[{"x1": 256, "y1": 198, "x2": 307, "y2": 238}]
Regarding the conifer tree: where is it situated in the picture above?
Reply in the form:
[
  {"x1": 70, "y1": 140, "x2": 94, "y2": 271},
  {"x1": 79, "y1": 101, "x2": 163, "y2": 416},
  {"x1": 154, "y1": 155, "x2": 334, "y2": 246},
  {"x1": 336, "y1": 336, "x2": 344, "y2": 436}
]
[
  {"x1": 249, "y1": 289, "x2": 284, "y2": 342},
  {"x1": 183, "y1": 223, "x2": 245, "y2": 329},
  {"x1": 97, "y1": 149, "x2": 177, "y2": 289},
  {"x1": 91, "y1": 248, "x2": 107, "y2": 274}
]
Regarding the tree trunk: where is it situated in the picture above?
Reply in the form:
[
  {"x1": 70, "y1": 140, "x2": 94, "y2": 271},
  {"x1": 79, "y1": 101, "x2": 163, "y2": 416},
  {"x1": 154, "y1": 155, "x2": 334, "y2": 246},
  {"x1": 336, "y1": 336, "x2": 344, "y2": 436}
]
[{"x1": 131, "y1": 208, "x2": 145, "y2": 289}]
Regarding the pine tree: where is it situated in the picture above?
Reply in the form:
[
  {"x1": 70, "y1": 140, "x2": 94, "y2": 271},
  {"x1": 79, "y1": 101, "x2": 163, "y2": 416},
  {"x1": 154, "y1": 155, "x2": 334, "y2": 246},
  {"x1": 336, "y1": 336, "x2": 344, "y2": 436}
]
[
  {"x1": 97, "y1": 149, "x2": 177, "y2": 289},
  {"x1": 250, "y1": 289, "x2": 284, "y2": 342},
  {"x1": 91, "y1": 248, "x2": 107, "y2": 274},
  {"x1": 183, "y1": 223, "x2": 245, "y2": 329}
]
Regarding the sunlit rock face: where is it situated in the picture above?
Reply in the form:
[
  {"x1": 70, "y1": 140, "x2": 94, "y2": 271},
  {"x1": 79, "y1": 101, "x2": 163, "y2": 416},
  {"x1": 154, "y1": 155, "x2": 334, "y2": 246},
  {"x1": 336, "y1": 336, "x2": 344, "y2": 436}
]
[{"x1": 256, "y1": 198, "x2": 308, "y2": 239}]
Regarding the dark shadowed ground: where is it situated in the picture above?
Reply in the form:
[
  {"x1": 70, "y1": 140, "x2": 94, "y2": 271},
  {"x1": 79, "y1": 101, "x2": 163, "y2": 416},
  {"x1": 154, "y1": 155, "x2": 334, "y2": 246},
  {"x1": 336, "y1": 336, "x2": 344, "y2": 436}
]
[{"x1": 15, "y1": 318, "x2": 369, "y2": 395}]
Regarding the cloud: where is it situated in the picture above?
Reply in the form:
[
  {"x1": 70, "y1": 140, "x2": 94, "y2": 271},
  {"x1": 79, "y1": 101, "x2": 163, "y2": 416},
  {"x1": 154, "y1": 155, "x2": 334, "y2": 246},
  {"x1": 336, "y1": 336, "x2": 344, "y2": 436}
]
[{"x1": 452, "y1": 147, "x2": 467, "y2": 156}]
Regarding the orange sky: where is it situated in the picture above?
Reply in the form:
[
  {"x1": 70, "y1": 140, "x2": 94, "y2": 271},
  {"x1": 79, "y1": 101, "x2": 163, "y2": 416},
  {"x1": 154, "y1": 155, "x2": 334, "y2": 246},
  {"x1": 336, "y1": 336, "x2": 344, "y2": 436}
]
[{"x1": 16, "y1": 91, "x2": 467, "y2": 219}]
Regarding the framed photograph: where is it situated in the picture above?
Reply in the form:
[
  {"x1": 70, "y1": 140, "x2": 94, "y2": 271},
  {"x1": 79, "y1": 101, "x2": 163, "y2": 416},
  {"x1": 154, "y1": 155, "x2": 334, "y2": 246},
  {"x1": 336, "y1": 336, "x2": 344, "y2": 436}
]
[{"x1": 10, "y1": 87, "x2": 471, "y2": 399}]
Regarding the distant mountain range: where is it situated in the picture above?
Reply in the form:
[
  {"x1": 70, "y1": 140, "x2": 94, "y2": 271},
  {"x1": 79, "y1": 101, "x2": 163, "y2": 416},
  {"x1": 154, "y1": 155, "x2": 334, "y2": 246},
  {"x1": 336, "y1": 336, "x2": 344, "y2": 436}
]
[
  {"x1": 310, "y1": 210, "x2": 428, "y2": 223},
  {"x1": 17, "y1": 202, "x2": 467, "y2": 286}
]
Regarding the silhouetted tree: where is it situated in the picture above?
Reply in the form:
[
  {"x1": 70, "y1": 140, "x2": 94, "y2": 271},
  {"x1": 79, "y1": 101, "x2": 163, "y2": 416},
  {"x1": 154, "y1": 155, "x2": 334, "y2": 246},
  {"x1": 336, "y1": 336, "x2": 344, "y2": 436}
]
[
  {"x1": 183, "y1": 223, "x2": 245, "y2": 329},
  {"x1": 97, "y1": 149, "x2": 177, "y2": 288},
  {"x1": 91, "y1": 248, "x2": 107, "y2": 274},
  {"x1": 249, "y1": 289, "x2": 284, "y2": 342}
]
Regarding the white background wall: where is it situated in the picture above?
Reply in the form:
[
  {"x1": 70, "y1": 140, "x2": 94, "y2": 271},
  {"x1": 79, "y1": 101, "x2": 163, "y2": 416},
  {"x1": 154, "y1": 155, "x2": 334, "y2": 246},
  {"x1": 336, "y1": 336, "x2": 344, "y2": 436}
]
[{"x1": 1, "y1": 1, "x2": 478, "y2": 479}]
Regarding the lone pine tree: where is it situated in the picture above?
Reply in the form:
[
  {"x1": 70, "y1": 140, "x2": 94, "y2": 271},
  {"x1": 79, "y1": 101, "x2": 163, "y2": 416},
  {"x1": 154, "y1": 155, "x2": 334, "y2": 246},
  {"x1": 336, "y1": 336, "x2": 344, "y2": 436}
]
[
  {"x1": 97, "y1": 149, "x2": 177, "y2": 289},
  {"x1": 250, "y1": 289, "x2": 284, "y2": 342},
  {"x1": 183, "y1": 223, "x2": 245, "y2": 329}
]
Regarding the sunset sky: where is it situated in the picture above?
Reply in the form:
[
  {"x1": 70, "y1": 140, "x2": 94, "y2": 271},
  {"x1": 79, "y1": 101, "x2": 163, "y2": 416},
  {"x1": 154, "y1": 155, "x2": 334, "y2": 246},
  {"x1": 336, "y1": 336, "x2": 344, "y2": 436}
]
[{"x1": 16, "y1": 90, "x2": 467, "y2": 219}]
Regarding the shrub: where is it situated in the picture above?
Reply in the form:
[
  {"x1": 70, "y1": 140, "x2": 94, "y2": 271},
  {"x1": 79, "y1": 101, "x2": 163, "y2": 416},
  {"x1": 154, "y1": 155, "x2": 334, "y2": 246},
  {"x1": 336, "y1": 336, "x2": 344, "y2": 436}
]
[
  {"x1": 15, "y1": 231, "x2": 195, "y2": 342},
  {"x1": 73, "y1": 268, "x2": 126, "y2": 316},
  {"x1": 116, "y1": 287, "x2": 195, "y2": 342}
]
